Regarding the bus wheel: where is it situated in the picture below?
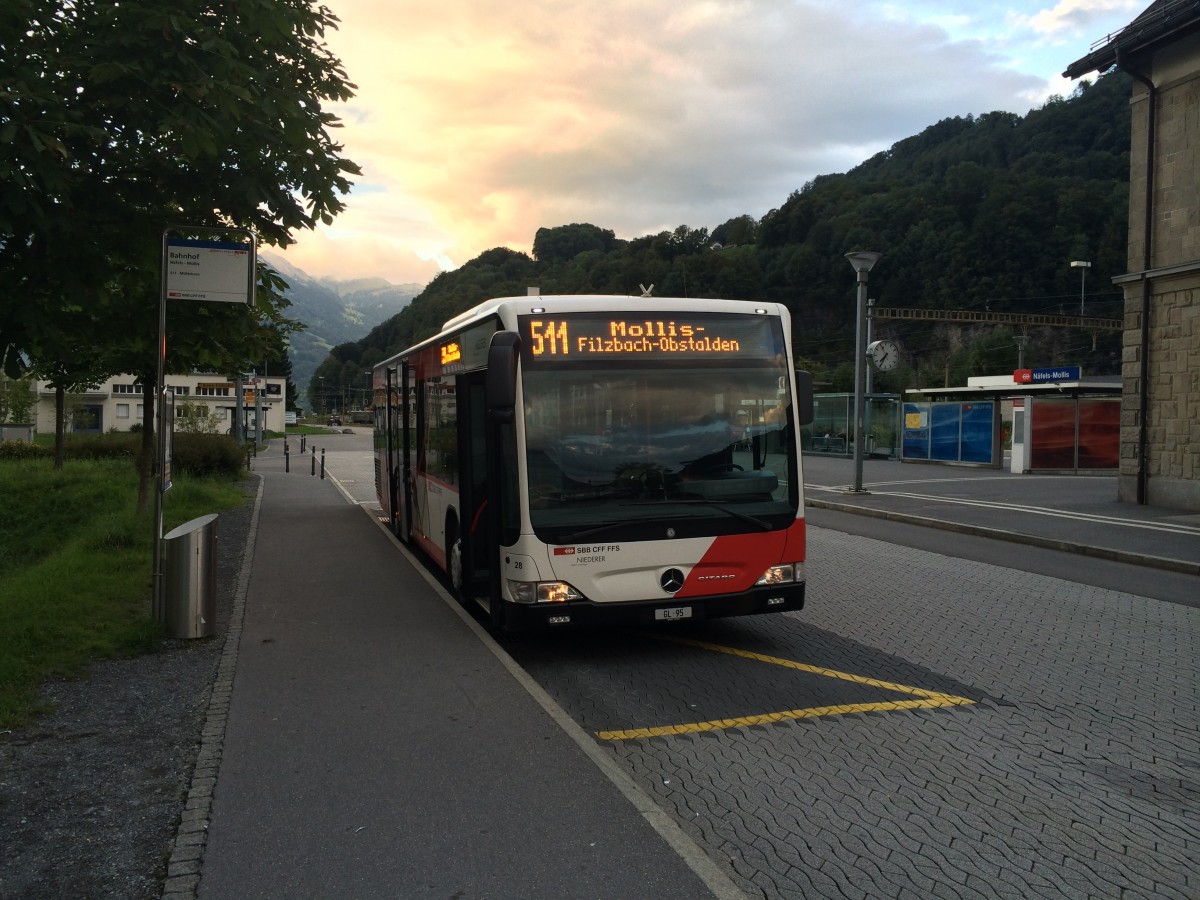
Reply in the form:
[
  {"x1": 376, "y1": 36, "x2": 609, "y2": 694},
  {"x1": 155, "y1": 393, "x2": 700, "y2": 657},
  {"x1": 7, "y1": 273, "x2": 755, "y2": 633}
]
[
  {"x1": 445, "y1": 515, "x2": 468, "y2": 608},
  {"x1": 448, "y1": 538, "x2": 465, "y2": 598}
]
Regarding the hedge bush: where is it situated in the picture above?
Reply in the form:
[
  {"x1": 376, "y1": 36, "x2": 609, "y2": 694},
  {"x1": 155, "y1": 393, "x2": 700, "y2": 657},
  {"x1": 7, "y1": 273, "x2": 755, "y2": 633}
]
[
  {"x1": 4, "y1": 433, "x2": 245, "y2": 476},
  {"x1": 0, "y1": 441, "x2": 49, "y2": 460},
  {"x1": 62, "y1": 433, "x2": 141, "y2": 460},
  {"x1": 173, "y1": 433, "x2": 246, "y2": 477}
]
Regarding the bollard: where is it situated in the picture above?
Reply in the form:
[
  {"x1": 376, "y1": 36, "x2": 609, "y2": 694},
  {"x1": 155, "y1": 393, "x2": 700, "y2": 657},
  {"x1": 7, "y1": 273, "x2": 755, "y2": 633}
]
[
  {"x1": 311, "y1": 450, "x2": 316, "y2": 476},
  {"x1": 285, "y1": 446, "x2": 290, "y2": 473},
  {"x1": 320, "y1": 448, "x2": 326, "y2": 480},
  {"x1": 301, "y1": 435, "x2": 306, "y2": 454}
]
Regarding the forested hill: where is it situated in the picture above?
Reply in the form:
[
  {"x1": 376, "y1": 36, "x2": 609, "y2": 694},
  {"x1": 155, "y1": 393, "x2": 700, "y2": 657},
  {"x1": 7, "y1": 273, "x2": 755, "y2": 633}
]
[{"x1": 314, "y1": 69, "x2": 1131, "y2": 395}]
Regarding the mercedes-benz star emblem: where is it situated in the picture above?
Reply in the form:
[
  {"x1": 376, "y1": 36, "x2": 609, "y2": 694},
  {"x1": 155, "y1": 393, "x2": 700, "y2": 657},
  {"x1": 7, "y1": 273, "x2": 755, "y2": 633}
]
[{"x1": 660, "y1": 568, "x2": 685, "y2": 593}]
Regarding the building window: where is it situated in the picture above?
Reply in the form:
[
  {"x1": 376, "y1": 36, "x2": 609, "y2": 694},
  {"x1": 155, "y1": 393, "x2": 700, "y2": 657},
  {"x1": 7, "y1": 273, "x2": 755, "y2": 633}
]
[
  {"x1": 137, "y1": 404, "x2": 144, "y2": 418},
  {"x1": 116, "y1": 403, "x2": 130, "y2": 419},
  {"x1": 113, "y1": 383, "x2": 141, "y2": 395},
  {"x1": 196, "y1": 386, "x2": 230, "y2": 397},
  {"x1": 169, "y1": 385, "x2": 189, "y2": 396}
]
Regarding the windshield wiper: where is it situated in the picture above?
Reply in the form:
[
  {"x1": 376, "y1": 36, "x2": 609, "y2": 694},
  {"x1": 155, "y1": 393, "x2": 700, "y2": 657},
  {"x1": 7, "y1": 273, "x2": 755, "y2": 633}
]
[
  {"x1": 554, "y1": 501, "x2": 775, "y2": 544},
  {"x1": 651, "y1": 499, "x2": 775, "y2": 531},
  {"x1": 560, "y1": 487, "x2": 636, "y2": 501},
  {"x1": 555, "y1": 521, "x2": 631, "y2": 543}
]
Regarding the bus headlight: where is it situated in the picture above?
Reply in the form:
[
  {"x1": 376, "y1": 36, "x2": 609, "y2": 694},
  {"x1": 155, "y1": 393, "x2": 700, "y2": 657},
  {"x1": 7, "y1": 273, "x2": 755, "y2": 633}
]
[
  {"x1": 507, "y1": 581, "x2": 585, "y2": 604},
  {"x1": 755, "y1": 562, "x2": 804, "y2": 586}
]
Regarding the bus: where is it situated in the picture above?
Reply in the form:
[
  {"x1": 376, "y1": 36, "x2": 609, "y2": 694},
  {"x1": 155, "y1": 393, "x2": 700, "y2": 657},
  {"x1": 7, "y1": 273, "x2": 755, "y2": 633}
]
[{"x1": 372, "y1": 294, "x2": 814, "y2": 631}]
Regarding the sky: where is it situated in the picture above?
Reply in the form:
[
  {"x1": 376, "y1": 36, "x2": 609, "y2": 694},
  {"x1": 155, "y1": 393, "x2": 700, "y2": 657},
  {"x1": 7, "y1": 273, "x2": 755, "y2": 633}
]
[{"x1": 277, "y1": 0, "x2": 1144, "y2": 286}]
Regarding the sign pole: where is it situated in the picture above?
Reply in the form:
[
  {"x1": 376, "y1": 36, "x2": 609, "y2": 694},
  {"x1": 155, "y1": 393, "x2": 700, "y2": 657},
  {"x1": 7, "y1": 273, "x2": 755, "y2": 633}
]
[
  {"x1": 153, "y1": 231, "x2": 170, "y2": 622},
  {"x1": 155, "y1": 225, "x2": 256, "y2": 626}
]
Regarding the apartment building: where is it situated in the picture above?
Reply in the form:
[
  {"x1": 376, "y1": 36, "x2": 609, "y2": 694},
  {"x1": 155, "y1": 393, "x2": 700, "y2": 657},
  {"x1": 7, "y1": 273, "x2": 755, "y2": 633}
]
[{"x1": 33, "y1": 372, "x2": 288, "y2": 435}]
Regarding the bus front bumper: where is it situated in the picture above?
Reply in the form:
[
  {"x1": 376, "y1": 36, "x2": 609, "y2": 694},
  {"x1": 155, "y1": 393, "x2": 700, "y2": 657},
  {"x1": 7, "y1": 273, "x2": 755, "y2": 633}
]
[{"x1": 499, "y1": 582, "x2": 805, "y2": 631}]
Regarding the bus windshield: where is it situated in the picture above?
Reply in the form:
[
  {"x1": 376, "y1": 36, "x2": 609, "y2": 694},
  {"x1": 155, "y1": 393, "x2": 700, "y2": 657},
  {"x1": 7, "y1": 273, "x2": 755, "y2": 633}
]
[{"x1": 522, "y1": 363, "x2": 797, "y2": 543}]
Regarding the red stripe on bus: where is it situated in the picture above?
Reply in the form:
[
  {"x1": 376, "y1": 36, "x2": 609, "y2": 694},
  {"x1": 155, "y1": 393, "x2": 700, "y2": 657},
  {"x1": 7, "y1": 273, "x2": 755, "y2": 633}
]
[{"x1": 675, "y1": 519, "x2": 806, "y2": 598}]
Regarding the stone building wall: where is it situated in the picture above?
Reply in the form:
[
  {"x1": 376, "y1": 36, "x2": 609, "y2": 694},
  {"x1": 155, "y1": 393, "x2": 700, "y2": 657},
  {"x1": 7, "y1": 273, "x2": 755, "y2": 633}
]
[{"x1": 1118, "y1": 31, "x2": 1200, "y2": 509}]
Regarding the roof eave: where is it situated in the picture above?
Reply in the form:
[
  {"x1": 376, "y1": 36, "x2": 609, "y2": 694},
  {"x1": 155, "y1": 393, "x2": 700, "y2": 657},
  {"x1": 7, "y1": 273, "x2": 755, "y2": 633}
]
[{"x1": 1062, "y1": 0, "x2": 1200, "y2": 79}]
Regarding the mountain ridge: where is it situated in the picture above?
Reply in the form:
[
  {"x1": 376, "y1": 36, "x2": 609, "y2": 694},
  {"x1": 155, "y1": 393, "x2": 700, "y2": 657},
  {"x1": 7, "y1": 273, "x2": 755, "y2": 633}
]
[{"x1": 260, "y1": 251, "x2": 423, "y2": 401}]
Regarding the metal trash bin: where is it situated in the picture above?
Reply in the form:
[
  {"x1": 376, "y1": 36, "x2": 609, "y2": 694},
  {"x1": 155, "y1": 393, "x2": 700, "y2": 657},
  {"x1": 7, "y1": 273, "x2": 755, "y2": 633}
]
[{"x1": 163, "y1": 513, "x2": 218, "y2": 639}]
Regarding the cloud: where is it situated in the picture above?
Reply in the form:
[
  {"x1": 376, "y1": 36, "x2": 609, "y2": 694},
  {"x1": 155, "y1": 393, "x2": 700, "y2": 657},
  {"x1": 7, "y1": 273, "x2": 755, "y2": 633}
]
[
  {"x1": 1024, "y1": 0, "x2": 1140, "y2": 36},
  {"x1": 282, "y1": 0, "x2": 1135, "y2": 283}
]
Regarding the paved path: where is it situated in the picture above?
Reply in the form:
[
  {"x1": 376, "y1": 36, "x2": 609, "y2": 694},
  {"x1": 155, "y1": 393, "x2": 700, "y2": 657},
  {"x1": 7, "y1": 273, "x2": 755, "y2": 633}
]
[{"x1": 190, "y1": 439, "x2": 728, "y2": 899}]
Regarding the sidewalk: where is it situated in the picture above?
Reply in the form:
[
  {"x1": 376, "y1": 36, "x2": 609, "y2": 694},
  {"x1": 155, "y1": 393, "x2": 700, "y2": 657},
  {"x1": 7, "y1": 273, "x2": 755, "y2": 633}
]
[
  {"x1": 802, "y1": 455, "x2": 1200, "y2": 576},
  {"x1": 188, "y1": 448, "x2": 734, "y2": 899}
]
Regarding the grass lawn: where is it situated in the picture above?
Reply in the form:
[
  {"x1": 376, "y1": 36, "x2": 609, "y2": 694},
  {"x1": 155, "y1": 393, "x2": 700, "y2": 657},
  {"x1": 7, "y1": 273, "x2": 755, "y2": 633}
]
[{"x1": 0, "y1": 457, "x2": 247, "y2": 725}]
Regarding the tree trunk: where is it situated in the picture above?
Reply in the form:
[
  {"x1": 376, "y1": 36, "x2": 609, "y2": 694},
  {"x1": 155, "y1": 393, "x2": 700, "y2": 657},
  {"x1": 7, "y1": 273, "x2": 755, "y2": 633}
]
[{"x1": 54, "y1": 385, "x2": 65, "y2": 470}]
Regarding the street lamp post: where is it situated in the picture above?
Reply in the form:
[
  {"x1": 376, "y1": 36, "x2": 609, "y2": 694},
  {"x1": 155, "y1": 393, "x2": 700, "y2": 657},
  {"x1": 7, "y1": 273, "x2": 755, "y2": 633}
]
[
  {"x1": 845, "y1": 251, "x2": 883, "y2": 493},
  {"x1": 1070, "y1": 260, "x2": 1091, "y2": 316}
]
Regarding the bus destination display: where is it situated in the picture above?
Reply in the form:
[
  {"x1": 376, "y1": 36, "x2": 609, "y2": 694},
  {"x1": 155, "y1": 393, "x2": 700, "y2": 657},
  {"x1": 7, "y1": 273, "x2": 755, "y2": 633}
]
[{"x1": 519, "y1": 312, "x2": 780, "y2": 363}]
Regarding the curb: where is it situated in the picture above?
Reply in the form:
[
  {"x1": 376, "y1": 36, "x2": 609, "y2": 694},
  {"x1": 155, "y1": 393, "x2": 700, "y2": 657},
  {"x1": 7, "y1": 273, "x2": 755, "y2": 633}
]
[
  {"x1": 807, "y1": 498, "x2": 1200, "y2": 577},
  {"x1": 161, "y1": 474, "x2": 264, "y2": 900}
]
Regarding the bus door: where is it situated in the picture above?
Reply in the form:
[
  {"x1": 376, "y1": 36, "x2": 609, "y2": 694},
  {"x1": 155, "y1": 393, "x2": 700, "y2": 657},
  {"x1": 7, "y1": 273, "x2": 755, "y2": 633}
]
[
  {"x1": 388, "y1": 360, "x2": 417, "y2": 542},
  {"x1": 401, "y1": 363, "x2": 415, "y2": 538},
  {"x1": 456, "y1": 371, "x2": 492, "y2": 599},
  {"x1": 388, "y1": 364, "x2": 415, "y2": 541}
]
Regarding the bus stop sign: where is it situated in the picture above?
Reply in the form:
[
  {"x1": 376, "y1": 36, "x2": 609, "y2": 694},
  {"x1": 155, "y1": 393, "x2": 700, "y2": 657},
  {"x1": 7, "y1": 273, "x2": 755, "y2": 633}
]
[{"x1": 165, "y1": 237, "x2": 255, "y2": 304}]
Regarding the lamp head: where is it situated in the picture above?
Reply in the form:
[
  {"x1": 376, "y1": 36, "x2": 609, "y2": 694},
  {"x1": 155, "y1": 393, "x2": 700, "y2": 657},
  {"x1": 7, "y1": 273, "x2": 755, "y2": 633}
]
[{"x1": 845, "y1": 251, "x2": 883, "y2": 279}]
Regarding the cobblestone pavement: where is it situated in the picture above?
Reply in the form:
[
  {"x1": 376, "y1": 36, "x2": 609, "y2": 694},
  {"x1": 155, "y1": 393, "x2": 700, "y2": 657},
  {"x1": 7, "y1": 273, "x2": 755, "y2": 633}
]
[{"x1": 514, "y1": 527, "x2": 1200, "y2": 899}]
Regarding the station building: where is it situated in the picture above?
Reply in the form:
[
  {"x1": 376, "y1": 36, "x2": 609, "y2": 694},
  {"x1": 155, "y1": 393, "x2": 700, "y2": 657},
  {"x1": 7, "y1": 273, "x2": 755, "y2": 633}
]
[{"x1": 1065, "y1": 0, "x2": 1200, "y2": 509}]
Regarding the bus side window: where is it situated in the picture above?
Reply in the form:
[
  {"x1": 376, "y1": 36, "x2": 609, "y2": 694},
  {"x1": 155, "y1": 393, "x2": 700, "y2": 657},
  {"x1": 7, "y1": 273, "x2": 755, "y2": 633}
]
[{"x1": 414, "y1": 379, "x2": 427, "y2": 474}]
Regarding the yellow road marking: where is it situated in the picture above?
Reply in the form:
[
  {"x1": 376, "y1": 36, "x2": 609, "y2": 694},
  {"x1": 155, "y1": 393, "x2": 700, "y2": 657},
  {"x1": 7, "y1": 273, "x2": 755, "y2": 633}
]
[{"x1": 596, "y1": 634, "x2": 975, "y2": 741}]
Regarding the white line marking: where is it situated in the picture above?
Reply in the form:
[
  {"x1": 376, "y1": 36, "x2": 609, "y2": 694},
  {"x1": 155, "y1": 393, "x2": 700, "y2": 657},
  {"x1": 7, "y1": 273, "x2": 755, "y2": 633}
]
[{"x1": 808, "y1": 485, "x2": 1200, "y2": 537}]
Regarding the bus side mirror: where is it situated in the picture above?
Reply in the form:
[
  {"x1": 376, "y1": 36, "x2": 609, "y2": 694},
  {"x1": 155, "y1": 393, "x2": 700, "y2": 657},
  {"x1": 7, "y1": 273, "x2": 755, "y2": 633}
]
[
  {"x1": 486, "y1": 331, "x2": 521, "y2": 422},
  {"x1": 794, "y1": 370, "x2": 814, "y2": 426}
]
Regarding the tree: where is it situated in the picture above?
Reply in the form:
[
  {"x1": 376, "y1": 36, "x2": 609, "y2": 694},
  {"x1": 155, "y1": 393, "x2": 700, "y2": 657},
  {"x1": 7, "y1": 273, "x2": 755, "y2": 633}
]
[
  {"x1": 176, "y1": 400, "x2": 221, "y2": 434},
  {"x1": 1, "y1": 0, "x2": 360, "y2": 389},
  {"x1": 26, "y1": 320, "x2": 113, "y2": 467},
  {"x1": 0, "y1": 375, "x2": 34, "y2": 424},
  {"x1": 712, "y1": 215, "x2": 759, "y2": 247},
  {"x1": 532, "y1": 223, "x2": 618, "y2": 264}
]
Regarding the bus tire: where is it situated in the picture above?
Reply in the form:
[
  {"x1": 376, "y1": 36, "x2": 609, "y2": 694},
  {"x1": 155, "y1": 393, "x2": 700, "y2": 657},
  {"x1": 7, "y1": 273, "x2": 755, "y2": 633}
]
[
  {"x1": 391, "y1": 468, "x2": 405, "y2": 541},
  {"x1": 445, "y1": 514, "x2": 469, "y2": 609}
]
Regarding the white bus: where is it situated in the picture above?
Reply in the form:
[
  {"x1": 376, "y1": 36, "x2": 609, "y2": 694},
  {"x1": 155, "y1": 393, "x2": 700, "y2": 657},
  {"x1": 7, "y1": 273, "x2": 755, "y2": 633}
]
[{"x1": 373, "y1": 295, "x2": 814, "y2": 631}]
